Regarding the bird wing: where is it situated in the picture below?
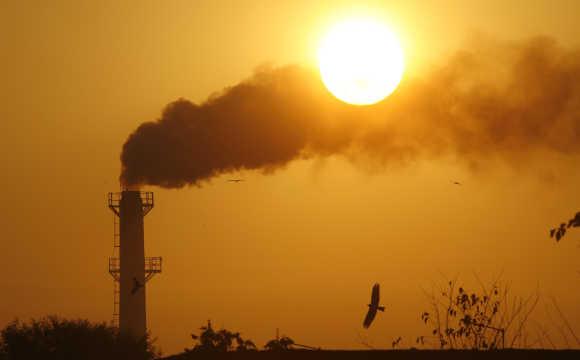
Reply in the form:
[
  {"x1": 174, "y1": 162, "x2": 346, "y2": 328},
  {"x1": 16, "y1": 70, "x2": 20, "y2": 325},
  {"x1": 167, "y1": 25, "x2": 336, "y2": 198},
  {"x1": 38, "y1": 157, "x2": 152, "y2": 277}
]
[
  {"x1": 131, "y1": 278, "x2": 142, "y2": 294},
  {"x1": 371, "y1": 283, "x2": 380, "y2": 307},
  {"x1": 363, "y1": 307, "x2": 378, "y2": 328}
]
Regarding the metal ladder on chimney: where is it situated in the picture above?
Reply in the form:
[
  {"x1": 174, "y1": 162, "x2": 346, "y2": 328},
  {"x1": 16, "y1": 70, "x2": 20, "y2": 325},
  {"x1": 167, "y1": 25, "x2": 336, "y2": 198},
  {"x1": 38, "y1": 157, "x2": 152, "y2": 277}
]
[
  {"x1": 106, "y1": 191, "x2": 161, "y2": 329},
  {"x1": 110, "y1": 213, "x2": 120, "y2": 327}
]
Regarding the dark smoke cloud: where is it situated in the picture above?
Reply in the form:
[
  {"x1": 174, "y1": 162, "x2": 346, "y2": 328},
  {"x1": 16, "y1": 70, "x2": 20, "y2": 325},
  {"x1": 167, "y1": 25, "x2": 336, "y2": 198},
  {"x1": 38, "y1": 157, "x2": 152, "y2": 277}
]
[{"x1": 121, "y1": 36, "x2": 580, "y2": 188}]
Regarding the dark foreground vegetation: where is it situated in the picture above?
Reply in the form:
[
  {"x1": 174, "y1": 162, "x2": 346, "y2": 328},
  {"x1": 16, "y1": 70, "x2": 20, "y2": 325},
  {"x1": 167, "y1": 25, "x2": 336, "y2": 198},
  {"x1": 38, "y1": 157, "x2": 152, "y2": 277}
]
[
  {"x1": 1, "y1": 315, "x2": 579, "y2": 360},
  {"x1": 0, "y1": 316, "x2": 157, "y2": 360},
  {"x1": 164, "y1": 349, "x2": 580, "y2": 360},
  {"x1": 1, "y1": 221, "x2": 577, "y2": 360}
]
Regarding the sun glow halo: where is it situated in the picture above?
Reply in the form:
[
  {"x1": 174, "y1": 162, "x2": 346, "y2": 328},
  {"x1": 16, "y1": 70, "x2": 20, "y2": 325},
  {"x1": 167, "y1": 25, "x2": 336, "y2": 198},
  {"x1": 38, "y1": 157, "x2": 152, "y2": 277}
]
[{"x1": 318, "y1": 19, "x2": 405, "y2": 105}]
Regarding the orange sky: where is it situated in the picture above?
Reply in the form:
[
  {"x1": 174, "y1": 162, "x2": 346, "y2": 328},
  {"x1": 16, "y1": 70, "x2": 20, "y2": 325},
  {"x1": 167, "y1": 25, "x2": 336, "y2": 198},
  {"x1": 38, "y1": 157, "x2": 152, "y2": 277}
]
[{"x1": 1, "y1": 0, "x2": 579, "y2": 355}]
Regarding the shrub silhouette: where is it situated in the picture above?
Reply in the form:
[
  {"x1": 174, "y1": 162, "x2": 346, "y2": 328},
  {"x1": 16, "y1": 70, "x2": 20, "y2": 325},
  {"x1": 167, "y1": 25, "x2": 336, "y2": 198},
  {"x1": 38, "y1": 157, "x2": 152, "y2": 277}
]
[
  {"x1": 264, "y1": 336, "x2": 295, "y2": 351},
  {"x1": 187, "y1": 320, "x2": 256, "y2": 352},
  {"x1": 419, "y1": 278, "x2": 538, "y2": 350},
  {"x1": 0, "y1": 316, "x2": 156, "y2": 360}
]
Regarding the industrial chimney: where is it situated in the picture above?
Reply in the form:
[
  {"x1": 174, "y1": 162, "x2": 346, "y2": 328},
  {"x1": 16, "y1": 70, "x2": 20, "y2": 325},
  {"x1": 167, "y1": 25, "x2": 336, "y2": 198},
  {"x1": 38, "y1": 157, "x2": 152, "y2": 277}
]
[{"x1": 108, "y1": 191, "x2": 161, "y2": 339}]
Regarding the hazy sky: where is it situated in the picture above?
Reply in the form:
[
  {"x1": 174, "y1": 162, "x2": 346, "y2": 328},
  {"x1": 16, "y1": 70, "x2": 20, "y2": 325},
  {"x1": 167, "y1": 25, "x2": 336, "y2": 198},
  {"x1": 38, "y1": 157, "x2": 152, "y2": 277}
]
[{"x1": 1, "y1": 0, "x2": 579, "y2": 354}]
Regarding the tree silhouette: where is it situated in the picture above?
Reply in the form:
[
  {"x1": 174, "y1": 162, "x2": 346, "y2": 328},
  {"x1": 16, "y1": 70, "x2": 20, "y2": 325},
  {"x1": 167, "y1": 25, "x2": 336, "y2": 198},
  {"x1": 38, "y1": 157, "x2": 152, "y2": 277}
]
[
  {"x1": 0, "y1": 316, "x2": 157, "y2": 360},
  {"x1": 187, "y1": 320, "x2": 256, "y2": 352},
  {"x1": 550, "y1": 211, "x2": 580, "y2": 242},
  {"x1": 264, "y1": 336, "x2": 295, "y2": 351}
]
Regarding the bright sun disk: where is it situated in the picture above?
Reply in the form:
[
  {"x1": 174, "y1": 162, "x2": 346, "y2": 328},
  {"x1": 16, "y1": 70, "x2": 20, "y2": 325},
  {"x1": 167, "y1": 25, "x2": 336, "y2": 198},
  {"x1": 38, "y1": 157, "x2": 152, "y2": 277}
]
[{"x1": 318, "y1": 19, "x2": 405, "y2": 105}]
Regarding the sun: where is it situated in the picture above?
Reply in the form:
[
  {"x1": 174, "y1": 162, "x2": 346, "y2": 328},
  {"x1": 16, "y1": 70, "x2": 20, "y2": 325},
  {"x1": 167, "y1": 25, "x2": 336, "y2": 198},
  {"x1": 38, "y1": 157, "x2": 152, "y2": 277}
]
[{"x1": 318, "y1": 18, "x2": 405, "y2": 106}]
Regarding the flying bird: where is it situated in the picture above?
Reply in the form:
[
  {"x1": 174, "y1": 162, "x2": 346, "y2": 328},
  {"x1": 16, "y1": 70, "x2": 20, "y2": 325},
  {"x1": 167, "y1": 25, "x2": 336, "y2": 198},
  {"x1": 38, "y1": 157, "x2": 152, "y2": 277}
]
[
  {"x1": 451, "y1": 181, "x2": 462, "y2": 186},
  {"x1": 228, "y1": 179, "x2": 244, "y2": 183},
  {"x1": 131, "y1": 277, "x2": 143, "y2": 295},
  {"x1": 363, "y1": 283, "x2": 385, "y2": 328}
]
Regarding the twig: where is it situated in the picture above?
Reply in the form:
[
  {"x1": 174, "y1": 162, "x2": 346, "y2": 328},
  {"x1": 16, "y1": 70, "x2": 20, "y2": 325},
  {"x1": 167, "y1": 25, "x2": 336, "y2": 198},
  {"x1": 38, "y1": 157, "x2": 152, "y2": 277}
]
[
  {"x1": 357, "y1": 332, "x2": 376, "y2": 350},
  {"x1": 550, "y1": 296, "x2": 580, "y2": 346}
]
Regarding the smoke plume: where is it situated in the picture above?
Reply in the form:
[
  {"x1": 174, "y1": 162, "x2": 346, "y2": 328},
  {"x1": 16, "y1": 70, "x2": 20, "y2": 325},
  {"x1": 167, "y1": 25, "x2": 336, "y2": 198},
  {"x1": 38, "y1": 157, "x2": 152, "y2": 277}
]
[{"x1": 121, "y1": 36, "x2": 580, "y2": 188}]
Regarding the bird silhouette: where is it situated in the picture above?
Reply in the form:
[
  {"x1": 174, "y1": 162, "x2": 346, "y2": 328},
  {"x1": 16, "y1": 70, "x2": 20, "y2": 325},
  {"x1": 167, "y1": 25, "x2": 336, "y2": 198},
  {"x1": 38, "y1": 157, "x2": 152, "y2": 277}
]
[
  {"x1": 363, "y1": 283, "x2": 385, "y2": 328},
  {"x1": 228, "y1": 179, "x2": 244, "y2": 183},
  {"x1": 131, "y1": 277, "x2": 143, "y2": 295},
  {"x1": 452, "y1": 181, "x2": 462, "y2": 186}
]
